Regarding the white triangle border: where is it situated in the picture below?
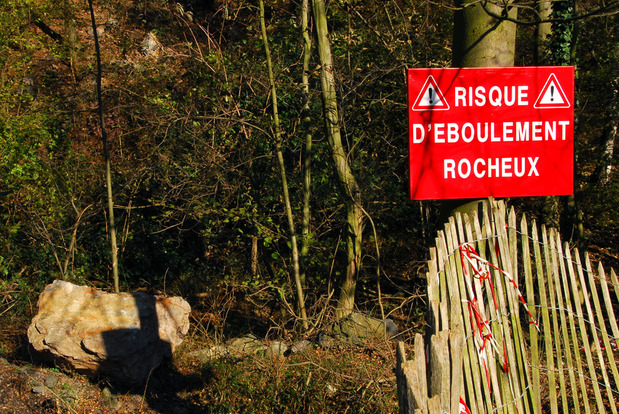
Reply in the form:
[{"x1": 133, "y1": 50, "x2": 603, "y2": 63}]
[
  {"x1": 534, "y1": 73, "x2": 570, "y2": 109},
  {"x1": 412, "y1": 75, "x2": 450, "y2": 111}
]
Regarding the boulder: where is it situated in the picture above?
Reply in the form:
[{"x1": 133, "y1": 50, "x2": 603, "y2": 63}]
[
  {"x1": 226, "y1": 334, "x2": 266, "y2": 357},
  {"x1": 27, "y1": 280, "x2": 191, "y2": 385},
  {"x1": 265, "y1": 341, "x2": 288, "y2": 359},
  {"x1": 187, "y1": 345, "x2": 229, "y2": 363},
  {"x1": 288, "y1": 339, "x2": 313, "y2": 355},
  {"x1": 330, "y1": 312, "x2": 399, "y2": 345}
]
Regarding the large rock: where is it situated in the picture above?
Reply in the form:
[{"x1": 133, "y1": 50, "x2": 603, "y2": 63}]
[
  {"x1": 329, "y1": 312, "x2": 399, "y2": 345},
  {"x1": 27, "y1": 280, "x2": 191, "y2": 385}
]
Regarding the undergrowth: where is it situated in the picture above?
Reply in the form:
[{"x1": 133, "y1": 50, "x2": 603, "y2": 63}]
[{"x1": 173, "y1": 341, "x2": 399, "y2": 413}]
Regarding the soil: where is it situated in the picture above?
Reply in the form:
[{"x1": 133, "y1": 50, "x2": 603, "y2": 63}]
[
  {"x1": 0, "y1": 354, "x2": 202, "y2": 414},
  {"x1": 0, "y1": 314, "x2": 212, "y2": 414}
]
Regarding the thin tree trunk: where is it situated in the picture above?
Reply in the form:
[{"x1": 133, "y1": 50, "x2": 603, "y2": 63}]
[
  {"x1": 567, "y1": 0, "x2": 584, "y2": 243},
  {"x1": 538, "y1": 0, "x2": 560, "y2": 229},
  {"x1": 88, "y1": 0, "x2": 120, "y2": 293},
  {"x1": 62, "y1": 203, "x2": 92, "y2": 277},
  {"x1": 259, "y1": 0, "x2": 308, "y2": 331},
  {"x1": 536, "y1": 0, "x2": 552, "y2": 65},
  {"x1": 600, "y1": 125, "x2": 616, "y2": 184},
  {"x1": 312, "y1": 0, "x2": 364, "y2": 318},
  {"x1": 300, "y1": 0, "x2": 313, "y2": 287},
  {"x1": 250, "y1": 235, "x2": 259, "y2": 279}
]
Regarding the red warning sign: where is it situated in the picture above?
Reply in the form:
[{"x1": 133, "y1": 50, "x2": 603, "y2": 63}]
[{"x1": 408, "y1": 66, "x2": 574, "y2": 200}]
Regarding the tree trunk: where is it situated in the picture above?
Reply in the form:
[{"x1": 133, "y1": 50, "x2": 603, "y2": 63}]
[
  {"x1": 536, "y1": 0, "x2": 552, "y2": 65},
  {"x1": 312, "y1": 0, "x2": 364, "y2": 318},
  {"x1": 565, "y1": 0, "x2": 584, "y2": 244},
  {"x1": 259, "y1": 0, "x2": 309, "y2": 330},
  {"x1": 453, "y1": 0, "x2": 518, "y2": 68},
  {"x1": 88, "y1": 0, "x2": 120, "y2": 293},
  {"x1": 447, "y1": 0, "x2": 517, "y2": 220},
  {"x1": 300, "y1": 0, "x2": 313, "y2": 287},
  {"x1": 250, "y1": 235, "x2": 258, "y2": 279}
]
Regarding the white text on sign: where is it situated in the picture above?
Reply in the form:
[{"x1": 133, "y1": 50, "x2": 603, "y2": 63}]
[
  {"x1": 444, "y1": 157, "x2": 539, "y2": 179},
  {"x1": 411, "y1": 121, "x2": 571, "y2": 143},
  {"x1": 454, "y1": 85, "x2": 529, "y2": 107}
]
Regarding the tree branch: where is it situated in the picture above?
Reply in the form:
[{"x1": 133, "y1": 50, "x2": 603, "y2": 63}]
[
  {"x1": 32, "y1": 14, "x2": 63, "y2": 43},
  {"x1": 478, "y1": 0, "x2": 618, "y2": 26}
]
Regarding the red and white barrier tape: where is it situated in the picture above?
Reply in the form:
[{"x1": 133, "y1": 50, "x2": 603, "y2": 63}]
[
  {"x1": 459, "y1": 397, "x2": 472, "y2": 414},
  {"x1": 458, "y1": 243, "x2": 540, "y2": 394}
]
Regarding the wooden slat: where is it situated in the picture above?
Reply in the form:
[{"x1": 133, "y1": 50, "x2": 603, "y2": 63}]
[
  {"x1": 456, "y1": 215, "x2": 474, "y2": 413},
  {"x1": 610, "y1": 268, "x2": 619, "y2": 304},
  {"x1": 396, "y1": 341, "x2": 417, "y2": 414},
  {"x1": 429, "y1": 330, "x2": 450, "y2": 413},
  {"x1": 450, "y1": 329, "x2": 465, "y2": 414},
  {"x1": 508, "y1": 208, "x2": 534, "y2": 414},
  {"x1": 452, "y1": 214, "x2": 492, "y2": 412},
  {"x1": 436, "y1": 233, "x2": 445, "y2": 269},
  {"x1": 435, "y1": 232, "x2": 450, "y2": 333},
  {"x1": 436, "y1": 226, "x2": 473, "y2": 412},
  {"x1": 427, "y1": 395, "x2": 442, "y2": 414},
  {"x1": 582, "y1": 255, "x2": 618, "y2": 413},
  {"x1": 598, "y1": 264, "x2": 619, "y2": 343},
  {"x1": 415, "y1": 333, "x2": 428, "y2": 413},
  {"x1": 428, "y1": 246, "x2": 441, "y2": 339},
  {"x1": 520, "y1": 214, "x2": 541, "y2": 414},
  {"x1": 562, "y1": 245, "x2": 595, "y2": 414},
  {"x1": 502, "y1": 208, "x2": 530, "y2": 414},
  {"x1": 428, "y1": 300, "x2": 440, "y2": 338},
  {"x1": 463, "y1": 213, "x2": 475, "y2": 246},
  {"x1": 490, "y1": 205, "x2": 523, "y2": 414},
  {"x1": 428, "y1": 247, "x2": 439, "y2": 303},
  {"x1": 541, "y1": 226, "x2": 568, "y2": 414},
  {"x1": 396, "y1": 336, "x2": 429, "y2": 414},
  {"x1": 551, "y1": 230, "x2": 582, "y2": 414},
  {"x1": 600, "y1": 264, "x2": 619, "y2": 395},
  {"x1": 531, "y1": 222, "x2": 558, "y2": 414},
  {"x1": 437, "y1": 232, "x2": 449, "y2": 313}
]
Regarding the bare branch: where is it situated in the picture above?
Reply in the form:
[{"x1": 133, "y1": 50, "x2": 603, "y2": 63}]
[{"x1": 478, "y1": 0, "x2": 619, "y2": 26}]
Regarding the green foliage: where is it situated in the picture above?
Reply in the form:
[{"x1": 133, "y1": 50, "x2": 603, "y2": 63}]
[
  {"x1": 548, "y1": 0, "x2": 576, "y2": 65},
  {"x1": 0, "y1": 0, "x2": 614, "y2": 319}
]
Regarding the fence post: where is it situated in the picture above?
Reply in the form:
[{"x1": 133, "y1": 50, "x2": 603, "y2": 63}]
[{"x1": 396, "y1": 334, "x2": 428, "y2": 414}]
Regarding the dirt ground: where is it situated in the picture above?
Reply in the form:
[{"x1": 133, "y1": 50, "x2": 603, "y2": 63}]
[
  {"x1": 0, "y1": 314, "x2": 209, "y2": 414},
  {"x1": 0, "y1": 355, "x2": 203, "y2": 414}
]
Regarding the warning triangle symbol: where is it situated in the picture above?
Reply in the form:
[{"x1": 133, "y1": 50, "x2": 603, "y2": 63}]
[
  {"x1": 412, "y1": 76, "x2": 450, "y2": 111},
  {"x1": 534, "y1": 73, "x2": 570, "y2": 109}
]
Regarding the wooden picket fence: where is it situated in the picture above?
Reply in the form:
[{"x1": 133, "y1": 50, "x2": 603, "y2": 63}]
[{"x1": 397, "y1": 200, "x2": 619, "y2": 414}]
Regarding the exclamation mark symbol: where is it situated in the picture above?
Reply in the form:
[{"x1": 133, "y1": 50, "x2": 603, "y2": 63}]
[
  {"x1": 550, "y1": 85, "x2": 555, "y2": 102},
  {"x1": 428, "y1": 87, "x2": 434, "y2": 105}
]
